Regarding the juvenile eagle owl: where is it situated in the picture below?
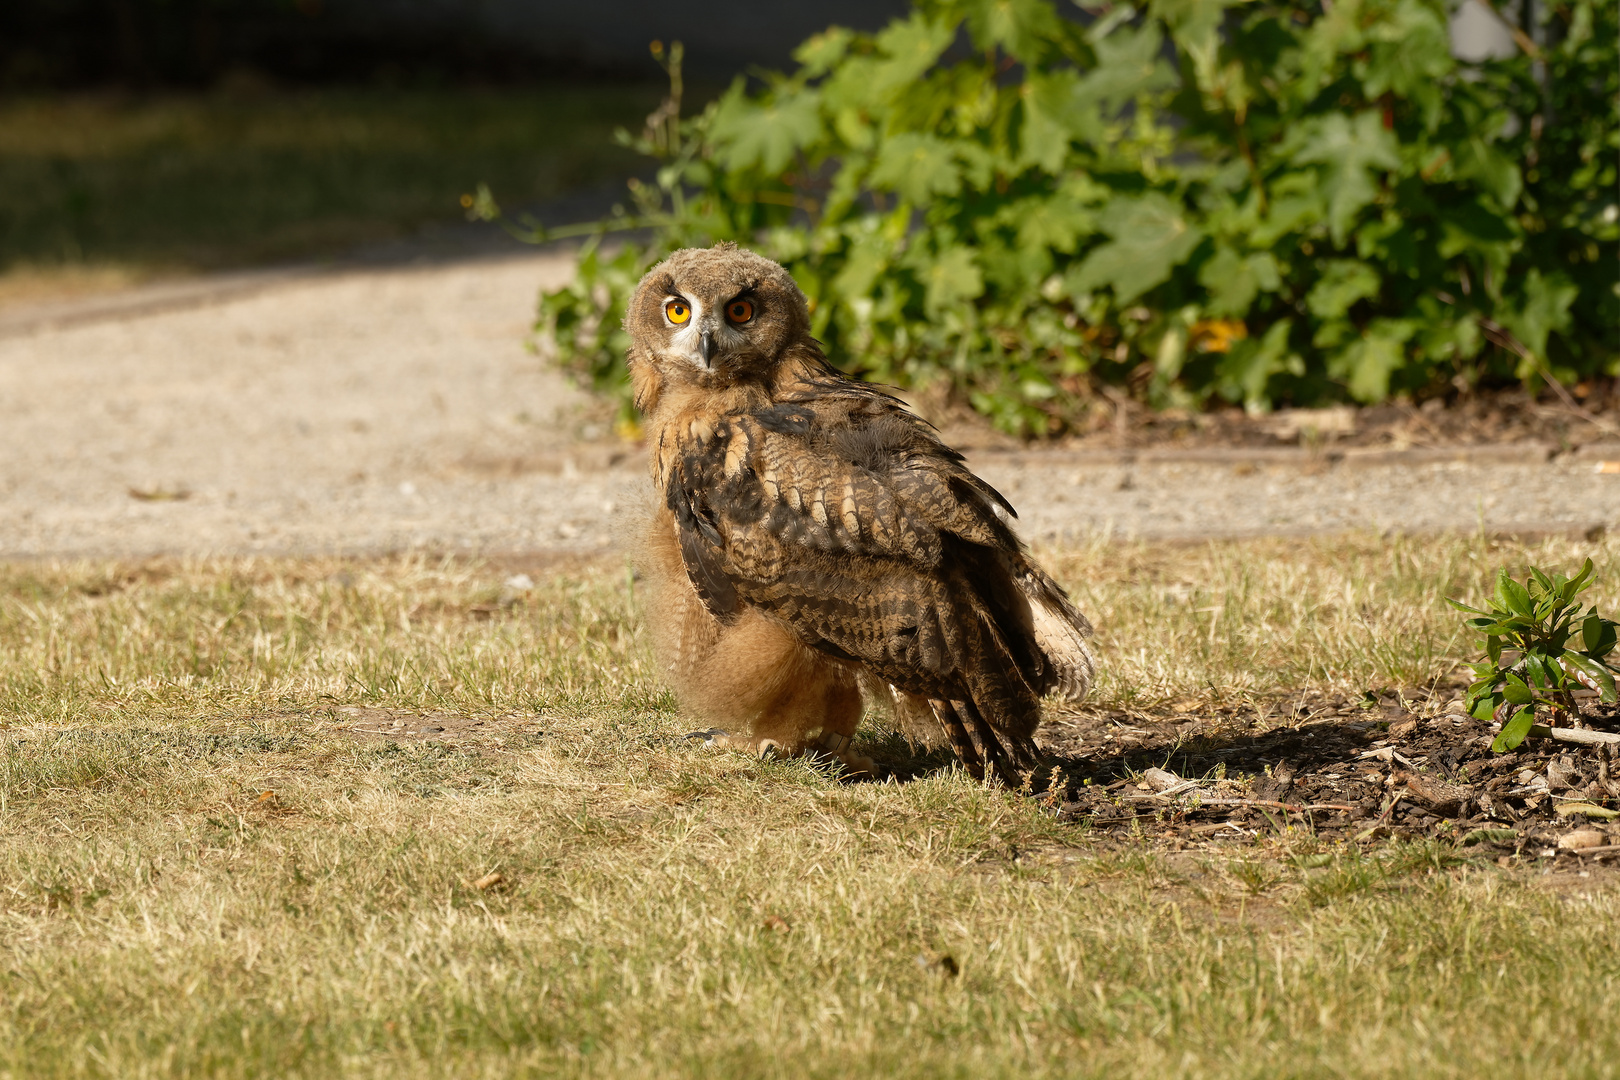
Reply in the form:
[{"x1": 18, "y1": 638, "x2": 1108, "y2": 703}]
[{"x1": 627, "y1": 242, "x2": 1094, "y2": 786}]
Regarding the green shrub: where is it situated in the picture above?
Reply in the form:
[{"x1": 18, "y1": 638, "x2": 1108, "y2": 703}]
[{"x1": 481, "y1": 0, "x2": 1618, "y2": 435}]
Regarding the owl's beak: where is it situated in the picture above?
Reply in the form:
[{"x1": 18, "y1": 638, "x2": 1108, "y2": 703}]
[{"x1": 699, "y1": 329, "x2": 716, "y2": 368}]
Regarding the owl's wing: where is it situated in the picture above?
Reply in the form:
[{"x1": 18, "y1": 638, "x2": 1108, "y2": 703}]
[{"x1": 664, "y1": 382, "x2": 1091, "y2": 768}]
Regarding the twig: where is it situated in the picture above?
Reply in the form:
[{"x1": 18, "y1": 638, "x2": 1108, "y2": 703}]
[
  {"x1": 1474, "y1": 315, "x2": 1617, "y2": 435},
  {"x1": 1124, "y1": 794, "x2": 1355, "y2": 813},
  {"x1": 1494, "y1": 723, "x2": 1620, "y2": 747}
]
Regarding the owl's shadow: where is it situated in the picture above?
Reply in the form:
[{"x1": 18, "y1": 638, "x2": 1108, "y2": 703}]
[{"x1": 855, "y1": 716, "x2": 1389, "y2": 796}]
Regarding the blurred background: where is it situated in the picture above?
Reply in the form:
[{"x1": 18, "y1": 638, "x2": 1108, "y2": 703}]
[{"x1": 0, "y1": 0, "x2": 910, "y2": 302}]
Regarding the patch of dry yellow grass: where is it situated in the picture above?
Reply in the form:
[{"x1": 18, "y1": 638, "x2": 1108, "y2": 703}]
[{"x1": 1, "y1": 535, "x2": 1617, "y2": 1077}]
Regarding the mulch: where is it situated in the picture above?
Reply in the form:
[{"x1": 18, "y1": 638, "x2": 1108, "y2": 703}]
[{"x1": 1021, "y1": 686, "x2": 1620, "y2": 870}]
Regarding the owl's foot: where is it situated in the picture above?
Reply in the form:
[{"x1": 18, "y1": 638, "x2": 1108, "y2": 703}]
[
  {"x1": 683, "y1": 729, "x2": 873, "y2": 776},
  {"x1": 809, "y1": 730, "x2": 875, "y2": 777},
  {"x1": 684, "y1": 729, "x2": 783, "y2": 758}
]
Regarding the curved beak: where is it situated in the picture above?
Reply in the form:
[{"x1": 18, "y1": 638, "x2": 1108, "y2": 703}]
[{"x1": 699, "y1": 329, "x2": 715, "y2": 368}]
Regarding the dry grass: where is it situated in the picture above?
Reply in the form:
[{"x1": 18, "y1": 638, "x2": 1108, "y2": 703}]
[{"x1": 2, "y1": 534, "x2": 1619, "y2": 1078}]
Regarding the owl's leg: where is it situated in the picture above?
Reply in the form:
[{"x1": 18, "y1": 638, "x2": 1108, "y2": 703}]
[
  {"x1": 678, "y1": 610, "x2": 871, "y2": 775},
  {"x1": 761, "y1": 664, "x2": 872, "y2": 777}
]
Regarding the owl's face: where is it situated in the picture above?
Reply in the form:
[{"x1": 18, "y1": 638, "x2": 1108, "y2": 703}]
[{"x1": 625, "y1": 243, "x2": 812, "y2": 387}]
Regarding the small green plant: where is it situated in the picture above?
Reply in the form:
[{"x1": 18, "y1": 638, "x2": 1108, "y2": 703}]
[{"x1": 1449, "y1": 559, "x2": 1620, "y2": 753}]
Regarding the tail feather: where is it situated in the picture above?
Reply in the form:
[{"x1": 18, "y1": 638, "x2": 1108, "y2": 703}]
[{"x1": 1016, "y1": 566, "x2": 1095, "y2": 703}]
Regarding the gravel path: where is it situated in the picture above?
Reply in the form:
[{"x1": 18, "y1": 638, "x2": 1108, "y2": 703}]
[{"x1": 2, "y1": 251, "x2": 1616, "y2": 561}]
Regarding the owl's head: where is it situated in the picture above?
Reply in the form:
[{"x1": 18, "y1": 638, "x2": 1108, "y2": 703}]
[{"x1": 625, "y1": 243, "x2": 812, "y2": 400}]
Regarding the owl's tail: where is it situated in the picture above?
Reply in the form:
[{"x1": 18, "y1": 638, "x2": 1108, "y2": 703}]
[
  {"x1": 929, "y1": 697, "x2": 1038, "y2": 789},
  {"x1": 1015, "y1": 564, "x2": 1096, "y2": 703}
]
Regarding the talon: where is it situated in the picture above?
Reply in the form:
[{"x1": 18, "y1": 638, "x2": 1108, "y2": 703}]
[
  {"x1": 757, "y1": 738, "x2": 784, "y2": 760},
  {"x1": 685, "y1": 728, "x2": 727, "y2": 746}
]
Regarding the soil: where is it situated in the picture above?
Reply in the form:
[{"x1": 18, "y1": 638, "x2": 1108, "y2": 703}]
[
  {"x1": 1018, "y1": 687, "x2": 1620, "y2": 872},
  {"x1": 985, "y1": 386, "x2": 1620, "y2": 455}
]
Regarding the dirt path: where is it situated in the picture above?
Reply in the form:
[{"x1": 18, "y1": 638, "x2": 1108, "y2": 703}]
[{"x1": 3, "y1": 252, "x2": 1618, "y2": 560}]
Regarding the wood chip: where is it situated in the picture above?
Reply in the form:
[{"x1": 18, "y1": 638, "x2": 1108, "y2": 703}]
[
  {"x1": 1558, "y1": 829, "x2": 1608, "y2": 851},
  {"x1": 1389, "y1": 717, "x2": 1420, "y2": 738},
  {"x1": 1525, "y1": 724, "x2": 1620, "y2": 747},
  {"x1": 1402, "y1": 773, "x2": 1472, "y2": 817},
  {"x1": 1142, "y1": 767, "x2": 1183, "y2": 792}
]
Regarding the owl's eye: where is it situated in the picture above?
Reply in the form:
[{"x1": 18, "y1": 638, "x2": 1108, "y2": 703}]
[
  {"x1": 665, "y1": 299, "x2": 691, "y2": 325},
  {"x1": 726, "y1": 299, "x2": 754, "y2": 324}
]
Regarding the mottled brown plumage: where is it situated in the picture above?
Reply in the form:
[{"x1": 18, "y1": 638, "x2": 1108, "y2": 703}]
[{"x1": 626, "y1": 242, "x2": 1094, "y2": 784}]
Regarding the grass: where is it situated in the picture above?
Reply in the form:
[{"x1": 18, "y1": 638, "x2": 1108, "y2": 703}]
[
  {"x1": 0, "y1": 84, "x2": 663, "y2": 300},
  {"x1": 2, "y1": 533, "x2": 1619, "y2": 1077}
]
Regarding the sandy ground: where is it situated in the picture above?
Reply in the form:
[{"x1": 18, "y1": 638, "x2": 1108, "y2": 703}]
[{"x1": 3, "y1": 250, "x2": 1618, "y2": 561}]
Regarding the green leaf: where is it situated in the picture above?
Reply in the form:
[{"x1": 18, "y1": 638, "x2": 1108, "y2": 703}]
[
  {"x1": 917, "y1": 245, "x2": 985, "y2": 314},
  {"x1": 1019, "y1": 70, "x2": 1104, "y2": 171},
  {"x1": 964, "y1": 0, "x2": 1068, "y2": 60},
  {"x1": 1501, "y1": 672, "x2": 1533, "y2": 705},
  {"x1": 793, "y1": 26, "x2": 855, "y2": 77},
  {"x1": 1523, "y1": 651, "x2": 1558, "y2": 691},
  {"x1": 1288, "y1": 111, "x2": 1401, "y2": 245},
  {"x1": 1451, "y1": 134, "x2": 1523, "y2": 210},
  {"x1": 1075, "y1": 22, "x2": 1178, "y2": 114},
  {"x1": 1470, "y1": 692, "x2": 1501, "y2": 722},
  {"x1": 871, "y1": 16, "x2": 956, "y2": 93},
  {"x1": 1328, "y1": 319, "x2": 1417, "y2": 402},
  {"x1": 868, "y1": 133, "x2": 962, "y2": 205},
  {"x1": 1009, "y1": 193, "x2": 1099, "y2": 254},
  {"x1": 1069, "y1": 194, "x2": 1204, "y2": 304},
  {"x1": 1569, "y1": 558, "x2": 1596, "y2": 597},
  {"x1": 1500, "y1": 269, "x2": 1579, "y2": 365},
  {"x1": 1215, "y1": 319, "x2": 1298, "y2": 409},
  {"x1": 1562, "y1": 651, "x2": 1618, "y2": 702},
  {"x1": 709, "y1": 85, "x2": 824, "y2": 175},
  {"x1": 1198, "y1": 247, "x2": 1281, "y2": 317},
  {"x1": 1491, "y1": 706, "x2": 1536, "y2": 753},
  {"x1": 1357, "y1": 0, "x2": 1452, "y2": 126},
  {"x1": 1583, "y1": 612, "x2": 1607, "y2": 653},
  {"x1": 1306, "y1": 260, "x2": 1382, "y2": 320},
  {"x1": 1496, "y1": 570, "x2": 1533, "y2": 618}
]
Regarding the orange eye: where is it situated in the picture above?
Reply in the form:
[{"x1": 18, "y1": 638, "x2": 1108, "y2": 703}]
[
  {"x1": 665, "y1": 299, "x2": 691, "y2": 325},
  {"x1": 726, "y1": 299, "x2": 754, "y2": 324}
]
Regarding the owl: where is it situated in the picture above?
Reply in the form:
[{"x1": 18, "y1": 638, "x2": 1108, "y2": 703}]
[{"x1": 626, "y1": 242, "x2": 1094, "y2": 786}]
